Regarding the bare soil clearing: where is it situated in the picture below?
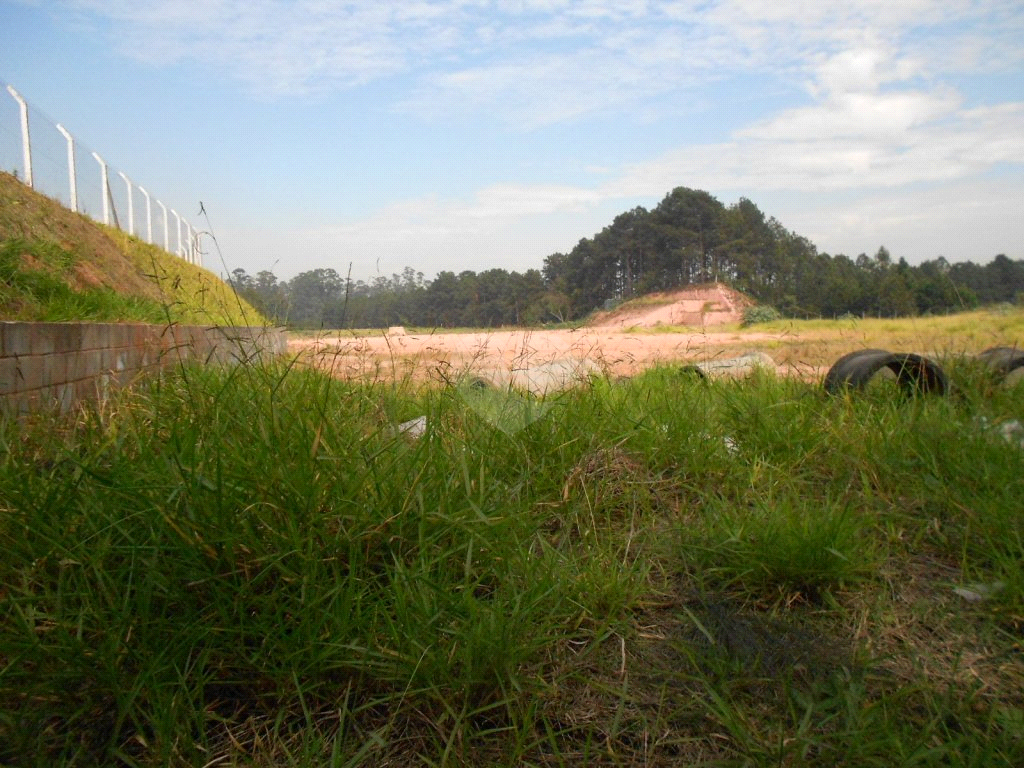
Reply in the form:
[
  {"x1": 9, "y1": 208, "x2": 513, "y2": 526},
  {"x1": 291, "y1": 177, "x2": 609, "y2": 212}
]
[
  {"x1": 290, "y1": 285, "x2": 791, "y2": 383},
  {"x1": 292, "y1": 325, "x2": 789, "y2": 383},
  {"x1": 290, "y1": 286, "x2": 1024, "y2": 384}
]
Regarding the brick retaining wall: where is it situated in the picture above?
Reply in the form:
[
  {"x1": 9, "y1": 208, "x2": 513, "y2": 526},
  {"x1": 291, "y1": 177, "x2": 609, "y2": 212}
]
[{"x1": 1, "y1": 322, "x2": 288, "y2": 414}]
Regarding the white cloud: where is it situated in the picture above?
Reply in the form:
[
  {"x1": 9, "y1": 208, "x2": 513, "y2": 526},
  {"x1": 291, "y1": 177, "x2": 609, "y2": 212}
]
[
  {"x1": 739, "y1": 89, "x2": 961, "y2": 142},
  {"x1": 62, "y1": 0, "x2": 460, "y2": 92},
  {"x1": 461, "y1": 184, "x2": 603, "y2": 217},
  {"x1": 298, "y1": 182, "x2": 603, "y2": 246},
  {"x1": 610, "y1": 100, "x2": 1024, "y2": 194},
  {"x1": 51, "y1": 0, "x2": 1021, "y2": 119},
  {"x1": 300, "y1": 69, "x2": 1024, "y2": 277},
  {"x1": 606, "y1": 28, "x2": 1024, "y2": 195}
]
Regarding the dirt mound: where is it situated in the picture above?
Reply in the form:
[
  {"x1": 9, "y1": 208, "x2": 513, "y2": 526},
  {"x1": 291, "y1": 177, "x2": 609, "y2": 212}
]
[{"x1": 591, "y1": 283, "x2": 750, "y2": 329}]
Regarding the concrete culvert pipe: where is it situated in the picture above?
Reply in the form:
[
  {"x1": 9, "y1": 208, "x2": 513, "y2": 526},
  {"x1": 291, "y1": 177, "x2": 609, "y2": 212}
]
[
  {"x1": 977, "y1": 346, "x2": 1024, "y2": 386},
  {"x1": 824, "y1": 349, "x2": 948, "y2": 396}
]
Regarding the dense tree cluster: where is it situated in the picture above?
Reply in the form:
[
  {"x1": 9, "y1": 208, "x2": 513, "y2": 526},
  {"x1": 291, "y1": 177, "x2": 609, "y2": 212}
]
[
  {"x1": 229, "y1": 265, "x2": 551, "y2": 329},
  {"x1": 229, "y1": 187, "x2": 1024, "y2": 329}
]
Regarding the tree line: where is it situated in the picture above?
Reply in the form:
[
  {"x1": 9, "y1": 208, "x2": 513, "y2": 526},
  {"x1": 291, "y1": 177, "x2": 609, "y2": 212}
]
[{"x1": 229, "y1": 187, "x2": 1024, "y2": 329}]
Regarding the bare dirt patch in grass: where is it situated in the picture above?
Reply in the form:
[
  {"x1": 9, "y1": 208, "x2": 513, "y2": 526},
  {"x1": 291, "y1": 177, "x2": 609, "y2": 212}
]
[
  {"x1": 291, "y1": 327, "x2": 788, "y2": 383},
  {"x1": 293, "y1": 307, "x2": 1024, "y2": 385}
]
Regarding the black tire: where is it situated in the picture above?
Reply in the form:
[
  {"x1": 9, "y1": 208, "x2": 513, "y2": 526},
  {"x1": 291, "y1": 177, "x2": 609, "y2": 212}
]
[
  {"x1": 679, "y1": 364, "x2": 708, "y2": 380},
  {"x1": 977, "y1": 346, "x2": 1024, "y2": 382},
  {"x1": 891, "y1": 352, "x2": 948, "y2": 395},
  {"x1": 823, "y1": 349, "x2": 948, "y2": 396},
  {"x1": 823, "y1": 349, "x2": 900, "y2": 394}
]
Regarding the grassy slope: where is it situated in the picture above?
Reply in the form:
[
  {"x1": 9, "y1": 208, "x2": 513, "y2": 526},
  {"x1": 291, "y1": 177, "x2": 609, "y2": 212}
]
[
  {"x1": 1, "y1": 358, "x2": 1021, "y2": 766},
  {"x1": 0, "y1": 171, "x2": 265, "y2": 326}
]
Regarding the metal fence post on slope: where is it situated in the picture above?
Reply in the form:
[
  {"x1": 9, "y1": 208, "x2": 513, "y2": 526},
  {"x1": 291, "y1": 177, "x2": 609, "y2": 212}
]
[
  {"x1": 118, "y1": 172, "x2": 134, "y2": 236},
  {"x1": 6, "y1": 85, "x2": 33, "y2": 188},
  {"x1": 55, "y1": 124, "x2": 78, "y2": 212},
  {"x1": 192, "y1": 230, "x2": 207, "y2": 269},
  {"x1": 139, "y1": 186, "x2": 152, "y2": 242},
  {"x1": 172, "y1": 209, "x2": 182, "y2": 257},
  {"x1": 192, "y1": 224, "x2": 200, "y2": 266},
  {"x1": 91, "y1": 151, "x2": 110, "y2": 226},
  {"x1": 157, "y1": 200, "x2": 169, "y2": 251}
]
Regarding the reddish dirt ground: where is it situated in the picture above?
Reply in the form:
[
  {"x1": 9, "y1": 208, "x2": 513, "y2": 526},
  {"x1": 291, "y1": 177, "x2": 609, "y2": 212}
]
[{"x1": 289, "y1": 284, "x2": 803, "y2": 384}]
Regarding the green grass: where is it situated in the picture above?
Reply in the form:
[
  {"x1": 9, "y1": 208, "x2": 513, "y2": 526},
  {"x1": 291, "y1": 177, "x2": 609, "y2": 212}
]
[
  {"x1": 0, "y1": 239, "x2": 168, "y2": 323},
  {"x1": 1, "y1": 356, "x2": 1022, "y2": 766}
]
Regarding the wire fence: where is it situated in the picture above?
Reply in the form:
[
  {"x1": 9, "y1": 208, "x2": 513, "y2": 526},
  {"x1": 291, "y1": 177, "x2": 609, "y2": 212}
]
[{"x1": 1, "y1": 81, "x2": 202, "y2": 266}]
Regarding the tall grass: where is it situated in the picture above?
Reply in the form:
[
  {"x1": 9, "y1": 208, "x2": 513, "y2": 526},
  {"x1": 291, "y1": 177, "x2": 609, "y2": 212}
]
[
  {"x1": 1, "y1": 354, "x2": 1022, "y2": 765},
  {"x1": 108, "y1": 229, "x2": 263, "y2": 327}
]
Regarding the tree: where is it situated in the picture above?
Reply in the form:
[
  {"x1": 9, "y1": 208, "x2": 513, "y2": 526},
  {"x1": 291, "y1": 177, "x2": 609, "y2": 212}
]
[
  {"x1": 288, "y1": 268, "x2": 344, "y2": 328},
  {"x1": 721, "y1": 198, "x2": 775, "y2": 294},
  {"x1": 987, "y1": 254, "x2": 1024, "y2": 303},
  {"x1": 877, "y1": 259, "x2": 917, "y2": 317},
  {"x1": 652, "y1": 187, "x2": 725, "y2": 284},
  {"x1": 913, "y1": 258, "x2": 960, "y2": 314},
  {"x1": 229, "y1": 268, "x2": 253, "y2": 291},
  {"x1": 423, "y1": 271, "x2": 461, "y2": 326}
]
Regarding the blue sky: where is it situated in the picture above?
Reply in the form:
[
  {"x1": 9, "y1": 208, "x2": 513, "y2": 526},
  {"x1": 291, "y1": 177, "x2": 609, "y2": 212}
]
[{"x1": 2, "y1": 0, "x2": 1022, "y2": 283}]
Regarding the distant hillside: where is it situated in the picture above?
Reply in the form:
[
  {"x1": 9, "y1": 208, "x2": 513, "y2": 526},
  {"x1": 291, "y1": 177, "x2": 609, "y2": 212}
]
[{"x1": 0, "y1": 171, "x2": 265, "y2": 326}]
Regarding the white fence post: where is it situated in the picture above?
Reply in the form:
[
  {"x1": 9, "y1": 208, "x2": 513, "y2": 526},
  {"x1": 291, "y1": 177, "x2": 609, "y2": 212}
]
[
  {"x1": 55, "y1": 124, "x2": 78, "y2": 212},
  {"x1": 139, "y1": 186, "x2": 152, "y2": 243},
  {"x1": 158, "y1": 201, "x2": 168, "y2": 251},
  {"x1": 6, "y1": 85, "x2": 33, "y2": 188},
  {"x1": 117, "y1": 172, "x2": 134, "y2": 236},
  {"x1": 172, "y1": 209, "x2": 182, "y2": 258},
  {"x1": 91, "y1": 152, "x2": 110, "y2": 226},
  {"x1": 189, "y1": 223, "x2": 198, "y2": 265},
  {"x1": 192, "y1": 230, "x2": 206, "y2": 268}
]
